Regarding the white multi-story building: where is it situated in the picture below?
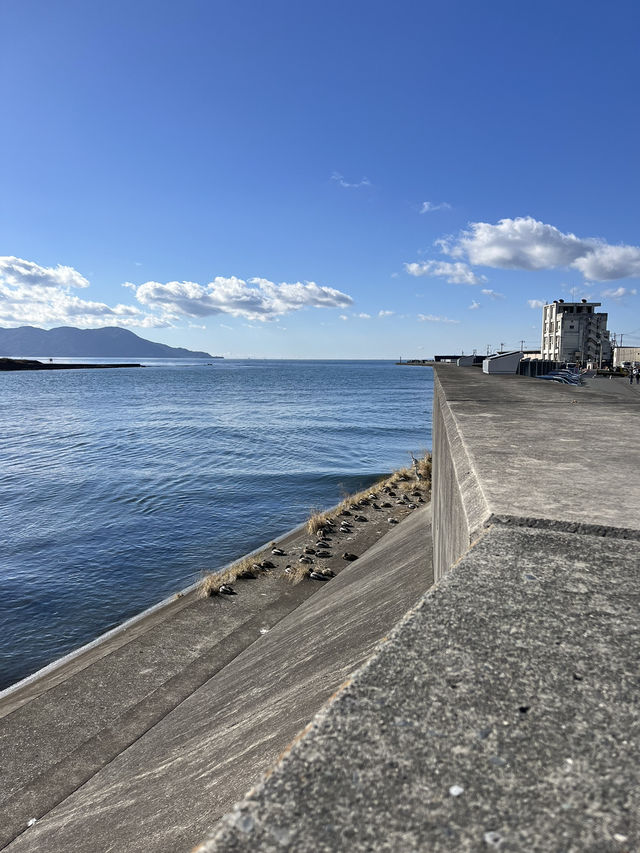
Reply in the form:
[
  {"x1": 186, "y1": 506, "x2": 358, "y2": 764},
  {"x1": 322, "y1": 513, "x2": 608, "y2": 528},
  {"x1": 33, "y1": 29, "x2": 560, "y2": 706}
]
[
  {"x1": 540, "y1": 299, "x2": 612, "y2": 366},
  {"x1": 613, "y1": 347, "x2": 640, "y2": 368}
]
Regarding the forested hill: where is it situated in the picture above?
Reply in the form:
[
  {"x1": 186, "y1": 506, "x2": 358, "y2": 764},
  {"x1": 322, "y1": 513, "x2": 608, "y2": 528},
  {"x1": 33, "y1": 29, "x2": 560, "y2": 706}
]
[{"x1": 0, "y1": 326, "x2": 215, "y2": 358}]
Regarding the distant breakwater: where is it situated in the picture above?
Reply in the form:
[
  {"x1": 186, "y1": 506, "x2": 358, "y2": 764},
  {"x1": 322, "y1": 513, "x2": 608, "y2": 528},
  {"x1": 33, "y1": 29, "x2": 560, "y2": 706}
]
[{"x1": 0, "y1": 358, "x2": 142, "y2": 371}]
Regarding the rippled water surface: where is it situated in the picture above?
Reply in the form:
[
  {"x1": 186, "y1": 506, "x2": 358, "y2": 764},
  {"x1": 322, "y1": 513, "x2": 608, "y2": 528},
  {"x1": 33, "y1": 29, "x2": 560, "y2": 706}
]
[{"x1": 0, "y1": 359, "x2": 433, "y2": 689}]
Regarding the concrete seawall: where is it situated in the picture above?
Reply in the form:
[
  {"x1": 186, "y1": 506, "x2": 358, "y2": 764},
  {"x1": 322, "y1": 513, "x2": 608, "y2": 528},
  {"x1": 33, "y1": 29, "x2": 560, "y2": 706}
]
[
  {"x1": 432, "y1": 367, "x2": 640, "y2": 580},
  {"x1": 202, "y1": 367, "x2": 640, "y2": 852},
  {"x1": 0, "y1": 500, "x2": 432, "y2": 851},
  {"x1": 3, "y1": 367, "x2": 639, "y2": 852}
]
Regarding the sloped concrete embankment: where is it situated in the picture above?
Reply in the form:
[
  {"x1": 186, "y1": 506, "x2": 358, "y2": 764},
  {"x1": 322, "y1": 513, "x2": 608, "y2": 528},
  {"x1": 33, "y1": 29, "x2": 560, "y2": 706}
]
[
  {"x1": 202, "y1": 367, "x2": 640, "y2": 852},
  {"x1": 0, "y1": 505, "x2": 432, "y2": 852}
]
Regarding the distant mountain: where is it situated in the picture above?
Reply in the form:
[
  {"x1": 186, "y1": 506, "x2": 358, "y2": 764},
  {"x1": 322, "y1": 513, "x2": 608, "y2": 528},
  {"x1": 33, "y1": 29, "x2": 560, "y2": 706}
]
[{"x1": 0, "y1": 326, "x2": 216, "y2": 359}]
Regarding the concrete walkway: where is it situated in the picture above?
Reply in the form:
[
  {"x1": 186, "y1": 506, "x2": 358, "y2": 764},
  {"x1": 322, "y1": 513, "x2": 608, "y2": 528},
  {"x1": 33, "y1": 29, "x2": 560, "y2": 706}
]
[{"x1": 2, "y1": 506, "x2": 432, "y2": 852}]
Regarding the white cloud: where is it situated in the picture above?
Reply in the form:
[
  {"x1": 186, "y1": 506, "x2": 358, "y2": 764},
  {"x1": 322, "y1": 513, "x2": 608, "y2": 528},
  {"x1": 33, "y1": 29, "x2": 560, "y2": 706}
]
[
  {"x1": 134, "y1": 276, "x2": 353, "y2": 322},
  {"x1": 356, "y1": 312, "x2": 371, "y2": 319},
  {"x1": 481, "y1": 288, "x2": 505, "y2": 300},
  {"x1": 528, "y1": 299, "x2": 546, "y2": 309},
  {"x1": 420, "y1": 201, "x2": 451, "y2": 214},
  {"x1": 447, "y1": 217, "x2": 586, "y2": 269},
  {"x1": 405, "y1": 260, "x2": 487, "y2": 285},
  {"x1": 331, "y1": 172, "x2": 371, "y2": 189},
  {"x1": 0, "y1": 256, "x2": 165, "y2": 328},
  {"x1": 469, "y1": 300, "x2": 480, "y2": 310},
  {"x1": 601, "y1": 286, "x2": 637, "y2": 299},
  {"x1": 0, "y1": 256, "x2": 90, "y2": 290},
  {"x1": 378, "y1": 309, "x2": 394, "y2": 317},
  {"x1": 574, "y1": 245, "x2": 640, "y2": 281},
  {"x1": 339, "y1": 314, "x2": 349, "y2": 321},
  {"x1": 417, "y1": 313, "x2": 460, "y2": 324},
  {"x1": 441, "y1": 217, "x2": 640, "y2": 282},
  {"x1": 0, "y1": 256, "x2": 353, "y2": 329}
]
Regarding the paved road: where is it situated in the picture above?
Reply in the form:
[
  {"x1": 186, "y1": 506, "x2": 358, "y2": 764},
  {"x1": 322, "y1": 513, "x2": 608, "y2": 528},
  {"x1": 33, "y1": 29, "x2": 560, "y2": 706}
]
[{"x1": 582, "y1": 372, "x2": 640, "y2": 397}]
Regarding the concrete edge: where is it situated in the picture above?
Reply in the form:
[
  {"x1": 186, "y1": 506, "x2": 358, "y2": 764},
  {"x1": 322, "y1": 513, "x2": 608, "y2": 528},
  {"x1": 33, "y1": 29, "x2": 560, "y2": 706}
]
[
  {"x1": 432, "y1": 371, "x2": 490, "y2": 580},
  {"x1": 486, "y1": 513, "x2": 640, "y2": 540}
]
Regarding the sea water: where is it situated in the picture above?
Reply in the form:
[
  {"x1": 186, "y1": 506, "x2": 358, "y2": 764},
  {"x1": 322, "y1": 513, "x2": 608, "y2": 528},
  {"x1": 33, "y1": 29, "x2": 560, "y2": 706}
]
[{"x1": 0, "y1": 359, "x2": 433, "y2": 690}]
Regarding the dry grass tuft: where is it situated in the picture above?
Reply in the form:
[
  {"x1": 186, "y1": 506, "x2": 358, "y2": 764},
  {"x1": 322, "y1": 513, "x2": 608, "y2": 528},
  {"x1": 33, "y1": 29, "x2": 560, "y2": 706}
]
[
  {"x1": 414, "y1": 453, "x2": 432, "y2": 483},
  {"x1": 285, "y1": 562, "x2": 310, "y2": 585},
  {"x1": 307, "y1": 508, "x2": 332, "y2": 535},
  {"x1": 304, "y1": 452, "x2": 432, "y2": 531},
  {"x1": 199, "y1": 566, "x2": 239, "y2": 598},
  {"x1": 200, "y1": 452, "x2": 432, "y2": 597},
  {"x1": 199, "y1": 552, "x2": 271, "y2": 598}
]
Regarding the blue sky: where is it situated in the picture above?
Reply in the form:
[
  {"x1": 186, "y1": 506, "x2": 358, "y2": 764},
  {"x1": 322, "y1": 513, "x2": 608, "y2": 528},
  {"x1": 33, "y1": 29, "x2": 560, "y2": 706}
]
[{"x1": 2, "y1": 0, "x2": 639, "y2": 357}]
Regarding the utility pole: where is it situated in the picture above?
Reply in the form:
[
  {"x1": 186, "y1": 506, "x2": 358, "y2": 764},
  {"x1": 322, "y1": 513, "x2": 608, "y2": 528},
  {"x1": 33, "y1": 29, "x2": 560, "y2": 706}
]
[
  {"x1": 499, "y1": 342, "x2": 505, "y2": 353},
  {"x1": 519, "y1": 339, "x2": 525, "y2": 352},
  {"x1": 486, "y1": 344, "x2": 490, "y2": 355}
]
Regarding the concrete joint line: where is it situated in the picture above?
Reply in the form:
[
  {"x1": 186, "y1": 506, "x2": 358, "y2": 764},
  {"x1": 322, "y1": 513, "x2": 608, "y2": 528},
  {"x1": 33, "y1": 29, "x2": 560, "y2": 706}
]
[{"x1": 485, "y1": 513, "x2": 640, "y2": 541}]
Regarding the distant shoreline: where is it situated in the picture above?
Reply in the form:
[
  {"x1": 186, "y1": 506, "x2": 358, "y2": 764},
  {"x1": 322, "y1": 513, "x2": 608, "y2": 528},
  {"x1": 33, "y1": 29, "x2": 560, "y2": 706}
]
[{"x1": 0, "y1": 358, "x2": 143, "y2": 371}]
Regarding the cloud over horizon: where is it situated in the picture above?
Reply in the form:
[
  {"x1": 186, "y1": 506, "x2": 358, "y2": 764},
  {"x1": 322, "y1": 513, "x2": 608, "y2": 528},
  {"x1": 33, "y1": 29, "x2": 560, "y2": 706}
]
[
  {"x1": 417, "y1": 313, "x2": 459, "y2": 324},
  {"x1": 133, "y1": 276, "x2": 353, "y2": 321},
  {"x1": 0, "y1": 256, "x2": 354, "y2": 329},
  {"x1": 0, "y1": 256, "x2": 163, "y2": 328}
]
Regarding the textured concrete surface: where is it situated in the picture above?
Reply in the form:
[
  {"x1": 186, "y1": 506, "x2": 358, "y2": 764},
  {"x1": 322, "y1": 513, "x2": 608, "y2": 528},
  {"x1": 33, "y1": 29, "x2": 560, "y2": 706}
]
[
  {"x1": 7, "y1": 367, "x2": 639, "y2": 853},
  {"x1": 0, "y1": 566, "x2": 314, "y2": 849},
  {"x1": 432, "y1": 366, "x2": 640, "y2": 579},
  {"x1": 4, "y1": 506, "x2": 432, "y2": 852},
  {"x1": 204, "y1": 524, "x2": 640, "y2": 853},
  {"x1": 198, "y1": 368, "x2": 639, "y2": 853},
  {"x1": 0, "y1": 491, "x2": 426, "y2": 849}
]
